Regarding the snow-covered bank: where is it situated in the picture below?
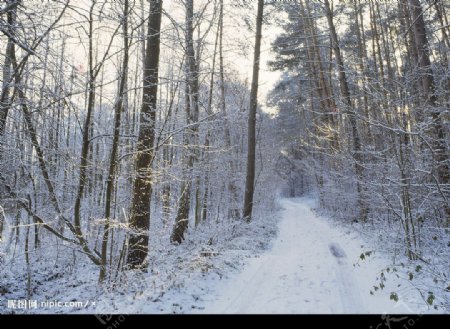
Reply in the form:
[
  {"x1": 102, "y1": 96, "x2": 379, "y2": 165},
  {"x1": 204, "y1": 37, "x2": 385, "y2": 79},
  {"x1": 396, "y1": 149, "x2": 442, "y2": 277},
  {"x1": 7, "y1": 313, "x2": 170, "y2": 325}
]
[{"x1": 0, "y1": 200, "x2": 279, "y2": 314}]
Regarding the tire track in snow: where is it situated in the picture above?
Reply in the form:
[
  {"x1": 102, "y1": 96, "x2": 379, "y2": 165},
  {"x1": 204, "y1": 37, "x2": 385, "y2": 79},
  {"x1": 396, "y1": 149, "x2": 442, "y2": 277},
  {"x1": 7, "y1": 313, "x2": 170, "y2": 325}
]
[{"x1": 328, "y1": 242, "x2": 366, "y2": 313}]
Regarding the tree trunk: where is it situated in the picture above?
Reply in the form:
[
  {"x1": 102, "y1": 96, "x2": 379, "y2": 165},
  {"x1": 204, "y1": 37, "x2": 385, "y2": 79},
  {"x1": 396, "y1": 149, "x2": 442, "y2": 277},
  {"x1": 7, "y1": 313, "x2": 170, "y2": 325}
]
[
  {"x1": 100, "y1": 0, "x2": 129, "y2": 282},
  {"x1": 0, "y1": 3, "x2": 16, "y2": 241},
  {"x1": 126, "y1": 0, "x2": 162, "y2": 269},
  {"x1": 170, "y1": 0, "x2": 201, "y2": 243},
  {"x1": 0, "y1": 1, "x2": 16, "y2": 173},
  {"x1": 243, "y1": 0, "x2": 264, "y2": 222},
  {"x1": 218, "y1": 0, "x2": 238, "y2": 218},
  {"x1": 323, "y1": 0, "x2": 367, "y2": 221},
  {"x1": 74, "y1": 1, "x2": 96, "y2": 238},
  {"x1": 408, "y1": 0, "x2": 449, "y2": 222}
]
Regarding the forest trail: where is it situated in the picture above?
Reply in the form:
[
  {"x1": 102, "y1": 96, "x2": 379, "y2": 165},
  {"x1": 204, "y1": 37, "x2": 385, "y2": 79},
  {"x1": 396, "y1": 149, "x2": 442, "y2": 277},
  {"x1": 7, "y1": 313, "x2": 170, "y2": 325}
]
[{"x1": 201, "y1": 198, "x2": 416, "y2": 314}]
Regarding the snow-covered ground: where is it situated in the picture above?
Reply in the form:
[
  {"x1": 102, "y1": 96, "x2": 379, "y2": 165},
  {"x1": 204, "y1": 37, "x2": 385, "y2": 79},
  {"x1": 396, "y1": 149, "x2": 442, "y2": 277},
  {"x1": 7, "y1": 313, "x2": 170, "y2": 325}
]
[
  {"x1": 1, "y1": 198, "x2": 444, "y2": 314},
  {"x1": 193, "y1": 198, "x2": 434, "y2": 314}
]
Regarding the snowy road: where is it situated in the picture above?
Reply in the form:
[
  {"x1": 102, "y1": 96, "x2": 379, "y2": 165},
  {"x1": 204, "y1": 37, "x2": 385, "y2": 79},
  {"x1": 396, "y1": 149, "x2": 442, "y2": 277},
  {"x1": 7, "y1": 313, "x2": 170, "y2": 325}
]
[{"x1": 201, "y1": 198, "x2": 418, "y2": 314}]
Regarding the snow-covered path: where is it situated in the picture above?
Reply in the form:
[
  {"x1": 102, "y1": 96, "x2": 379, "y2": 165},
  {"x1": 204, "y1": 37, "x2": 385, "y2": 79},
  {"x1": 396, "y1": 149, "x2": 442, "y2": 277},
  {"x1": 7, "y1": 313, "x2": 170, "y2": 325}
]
[{"x1": 201, "y1": 198, "x2": 420, "y2": 314}]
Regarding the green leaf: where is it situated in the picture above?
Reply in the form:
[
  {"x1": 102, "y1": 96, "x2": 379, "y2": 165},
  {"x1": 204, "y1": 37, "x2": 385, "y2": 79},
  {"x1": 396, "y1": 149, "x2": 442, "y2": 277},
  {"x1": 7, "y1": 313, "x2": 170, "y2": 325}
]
[
  {"x1": 360, "y1": 253, "x2": 365, "y2": 260},
  {"x1": 426, "y1": 292, "x2": 435, "y2": 305},
  {"x1": 408, "y1": 272, "x2": 413, "y2": 280},
  {"x1": 390, "y1": 292, "x2": 398, "y2": 302},
  {"x1": 415, "y1": 265, "x2": 422, "y2": 272}
]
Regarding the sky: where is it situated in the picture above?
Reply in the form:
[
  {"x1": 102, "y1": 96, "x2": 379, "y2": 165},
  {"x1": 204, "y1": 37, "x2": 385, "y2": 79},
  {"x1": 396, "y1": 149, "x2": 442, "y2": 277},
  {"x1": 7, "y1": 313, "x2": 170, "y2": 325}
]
[{"x1": 51, "y1": 0, "x2": 283, "y2": 114}]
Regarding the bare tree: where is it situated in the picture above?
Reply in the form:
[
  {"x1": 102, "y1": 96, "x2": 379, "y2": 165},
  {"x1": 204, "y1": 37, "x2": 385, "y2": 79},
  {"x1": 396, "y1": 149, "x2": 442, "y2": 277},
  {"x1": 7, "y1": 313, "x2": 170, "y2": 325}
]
[
  {"x1": 323, "y1": 0, "x2": 367, "y2": 221},
  {"x1": 243, "y1": 0, "x2": 264, "y2": 221},
  {"x1": 170, "y1": 0, "x2": 201, "y2": 243},
  {"x1": 100, "y1": 0, "x2": 130, "y2": 282},
  {"x1": 407, "y1": 0, "x2": 449, "y2": 222},
  {"x1": 126, "y1": 0, "x2": 162, "y2": 269}
]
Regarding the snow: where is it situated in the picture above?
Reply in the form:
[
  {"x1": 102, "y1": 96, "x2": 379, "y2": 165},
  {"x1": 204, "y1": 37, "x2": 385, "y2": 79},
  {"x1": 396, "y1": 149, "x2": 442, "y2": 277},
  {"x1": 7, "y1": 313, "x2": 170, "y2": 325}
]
[
  {"x1": 194, "y1": 198, "x2": 436, "y2": 314},
  {"x1": 0, "y1": 198, "x2": 444, "y2": 314}
]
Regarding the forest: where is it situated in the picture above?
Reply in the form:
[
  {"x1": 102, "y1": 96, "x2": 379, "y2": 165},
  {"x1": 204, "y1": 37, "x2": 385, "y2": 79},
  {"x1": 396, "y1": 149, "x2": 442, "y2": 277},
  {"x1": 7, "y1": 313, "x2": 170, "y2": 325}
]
[{"x1": 0, "y1": 0, "x2": 448, "y2": 313}]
